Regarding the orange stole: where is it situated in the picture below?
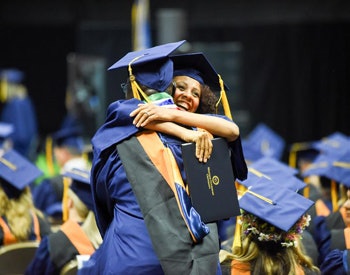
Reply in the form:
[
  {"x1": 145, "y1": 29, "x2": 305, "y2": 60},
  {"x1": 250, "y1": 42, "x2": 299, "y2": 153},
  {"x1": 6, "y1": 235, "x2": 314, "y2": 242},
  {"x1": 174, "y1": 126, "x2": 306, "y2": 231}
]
[
  {"x1": 0, "y1": 211, "x2": 41, "y2": 245},
  {"x1": 60, "y1": 220, "x2": 95, "y2": 255}
]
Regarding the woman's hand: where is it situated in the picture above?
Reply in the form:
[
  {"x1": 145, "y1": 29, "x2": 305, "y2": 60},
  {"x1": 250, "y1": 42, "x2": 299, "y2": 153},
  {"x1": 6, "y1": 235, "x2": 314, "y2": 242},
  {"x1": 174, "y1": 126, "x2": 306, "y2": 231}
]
[
  {"x1": 130, "y1": 103, "x2": 174, "y2": 127},
  {"x1": 182, "y1": 129, "x2": 213, "y2": 163}
]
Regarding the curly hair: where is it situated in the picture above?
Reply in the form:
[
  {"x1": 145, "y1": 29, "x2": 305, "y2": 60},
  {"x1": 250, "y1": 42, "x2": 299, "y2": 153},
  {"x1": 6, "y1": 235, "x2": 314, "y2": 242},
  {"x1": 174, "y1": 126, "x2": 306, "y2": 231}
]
[{"x1": 196, "y1": 84, "x2": 219, "y2": 114}]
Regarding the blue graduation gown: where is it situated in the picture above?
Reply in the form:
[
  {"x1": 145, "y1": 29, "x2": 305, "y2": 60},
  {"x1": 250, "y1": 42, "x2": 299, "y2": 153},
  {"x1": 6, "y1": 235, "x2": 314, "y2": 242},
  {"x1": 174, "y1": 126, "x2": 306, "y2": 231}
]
[
  {"x1": 1, "y1": 97, "x2": 38, "y2": 158},
  {"x1": 80, "y1": 98, "x2": 246, "y2": 274}
]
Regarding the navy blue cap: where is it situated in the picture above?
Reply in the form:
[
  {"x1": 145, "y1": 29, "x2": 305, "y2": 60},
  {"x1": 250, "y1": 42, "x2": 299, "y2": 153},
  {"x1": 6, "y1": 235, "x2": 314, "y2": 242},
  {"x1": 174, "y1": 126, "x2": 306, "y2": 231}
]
[
  {"x1": 132, "y1": 59, "x2": 173, "y2": 91},
  {"x1": 242, "y1": 123, "x2": 285, "y2": 161},
  {"x1": 237, "y1": 157, "x2": 306, "y2": 192},
  {"x1": 109, "y1": 40, "x2": 186, "y2": 69},
  {"x1": 63, "y1": 168, "x2": 93, "y2": 210},
  {"x1": 239, "y1": 179, "x2": 314, "y2": 232},
  {"x1": 108, "y1": 40, "x2": 186, "y2": 92},
  {"x1": 302, "y1": 150, "x2": 350, "y2": 188},
  {"x1": 0, "y1": 68, "x2": 25, "y2": 83},
  {"x1": 171, "y1": 52, "x2": 229, "y2": 92},
  {"x1": 249, "y1": 157, "x2": 298, "y2": 177},
  {"x1": 52, "y1": 126, "x2": 84, "y2": 153},
  {"x1": 312, "y1": 132, "x2": 350, "y2": 156},
  {"x1": 0, "y1": 149, "x2": 43, "y2": 198},
  {"x1": 0, "y1": 122, "x2": 14, "y2": 143}
]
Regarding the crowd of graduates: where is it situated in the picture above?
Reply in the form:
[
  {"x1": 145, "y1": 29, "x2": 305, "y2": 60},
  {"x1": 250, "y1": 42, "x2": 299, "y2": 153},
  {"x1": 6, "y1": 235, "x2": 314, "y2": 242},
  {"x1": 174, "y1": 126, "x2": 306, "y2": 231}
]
[{"x1": 0, "y1": 41, "x2": 350, "y2": 274}]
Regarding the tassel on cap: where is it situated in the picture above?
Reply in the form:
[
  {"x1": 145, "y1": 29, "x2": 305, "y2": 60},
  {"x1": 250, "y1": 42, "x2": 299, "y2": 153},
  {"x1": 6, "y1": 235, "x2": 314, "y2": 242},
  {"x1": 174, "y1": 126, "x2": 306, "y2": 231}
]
[
  {"x1": 128, "y1": 55, "x2": 151, "y2": 103},
  {"x1": 62, "y1": 176, "x2": 70, "y2": 222},
  {"x1": 331, "y1": 179, "x2": 338, "y2": 212},
  {"x1": 216, "y1": 74, "x2": 232, "y2": 120},
  {"x1": 232, "y1": 216, "x2": 242, "y2": 251}
]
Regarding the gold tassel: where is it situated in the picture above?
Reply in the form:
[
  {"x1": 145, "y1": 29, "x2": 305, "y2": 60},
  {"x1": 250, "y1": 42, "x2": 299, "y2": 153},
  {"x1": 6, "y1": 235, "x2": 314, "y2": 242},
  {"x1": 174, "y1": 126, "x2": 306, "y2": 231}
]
[
  {"x1": 289, "y1": 150, "x2": 297, "y2": 168},
  {"x1": 62, "y1": 176, "x2": 70, "y2": 222},
  {"x1": 215, "y1": 74, "x2": 232, "y2": 120},
  {"x1": 232, "y1": 216, "x2": 242, "y2": 251},
  {"x1": 45, "y1": 137, "x2": 55, "y2": 176},
  {"x1": 128, "y1": 56, "x2": 151, "y2": 103},
  {"x1": 331, "y1": 180, "x2": 338, "y2": 212},
  {"x1": 0, "y1": 79, "x2": 8, "y2": 103},
  {"x1": 303, "y1": 185, "x2": 310, "y2": 199}
]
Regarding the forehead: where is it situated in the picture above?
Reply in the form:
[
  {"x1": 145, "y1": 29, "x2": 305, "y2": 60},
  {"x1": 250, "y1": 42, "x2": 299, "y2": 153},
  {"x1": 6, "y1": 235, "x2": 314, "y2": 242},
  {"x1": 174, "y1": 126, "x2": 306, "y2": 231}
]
[{"x1": 173, "y1": 75, "x2": 202, "y2": 90}]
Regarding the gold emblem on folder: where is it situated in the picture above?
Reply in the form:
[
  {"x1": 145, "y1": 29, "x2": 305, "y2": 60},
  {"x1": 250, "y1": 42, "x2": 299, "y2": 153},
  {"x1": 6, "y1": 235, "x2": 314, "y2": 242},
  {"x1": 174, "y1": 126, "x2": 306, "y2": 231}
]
[{"x1": 206, "y1": 167, "x2": 220, "y2": 196}]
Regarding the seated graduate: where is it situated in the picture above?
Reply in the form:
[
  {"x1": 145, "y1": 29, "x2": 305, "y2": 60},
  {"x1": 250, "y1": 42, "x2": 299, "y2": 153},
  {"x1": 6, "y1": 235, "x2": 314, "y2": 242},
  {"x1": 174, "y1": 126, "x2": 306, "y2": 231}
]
[
  {"x1": 0, "y1": 68, "x2": 39, "y2": 160},
  {"x1": 32, "y1": 126, "x2": 90, "y2": 224},
  {"x1": 302, "y1": 149, "x2": 350, "y2": 265},
  {"x1": 220, "y1": 176, "x2": 320, "y2": 275},
  {"x1": 301, "y1": 132, "x2": 350, "y2": 225},
  {"x1": 222, "y1": 156, "x2": 320, "y2": 266},
  {"x1": 0, "y1": 149, "x2": 51, "y2": 246},
  {"x1": 25, "y1": 167, "x2": 102, "y2": 275}
]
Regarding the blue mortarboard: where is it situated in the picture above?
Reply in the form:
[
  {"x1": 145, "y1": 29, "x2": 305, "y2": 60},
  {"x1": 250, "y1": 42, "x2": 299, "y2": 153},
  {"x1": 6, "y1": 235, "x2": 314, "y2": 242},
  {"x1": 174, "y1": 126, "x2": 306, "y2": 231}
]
[
  {"x1": 237, "y1": 157, "x2": 306, "y2": 192},
  {"x1": 242, "y1": 123, "x2": 285, "y2": 161},
  {"x1": 0, "y1": 68, "x2": 25, "y2": 83},
  {"x1": 288, "y1": 141, "x2": 320, "y2": 168},
  {"x1": 0, "y1": 149, "x2": 43, "y2": 198},
  {"x1": 239, "y1": 179, "x2": 314, "y2": 231},
  {"x1": 52, "y1": 126, "x2": 84, "y2": 153},
  {"x1": 312, "y1": 132, "x2": 350, "y2": 156},
  {"x1": 249, "y1": 157, "x2": 298, "y2": 177},
  {"x1": 302, "y1": 150, "x2": 350, "y2": 188},
  {"x1": 0, "y1": 122, "x2": 14, "y2": 142},
  {"x1": 170, "y1": 52, "x2": 229, "y2": 92},
  {"x1": 108, "y1": 40, "x2": 186, "y2": 92},
  {"x1": 63, "y1": 168, "x2": 93, "y2": 210}
]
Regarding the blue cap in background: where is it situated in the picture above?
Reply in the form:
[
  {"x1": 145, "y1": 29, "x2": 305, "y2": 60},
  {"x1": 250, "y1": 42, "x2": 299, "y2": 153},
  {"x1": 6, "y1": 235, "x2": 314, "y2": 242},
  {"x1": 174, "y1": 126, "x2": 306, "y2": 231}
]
[
  {"x1": 242, "y1": 123, "x2": 286, "y2": 162},
  {"x1": 63, "y1": 168, "x2": 93, "y2": 210},
  {"x1": 52, "y1": 126, "x2": 84, "y2": 153},
  {"x1": 0, "y1": 149, "x2": 42, "y2": 198}
]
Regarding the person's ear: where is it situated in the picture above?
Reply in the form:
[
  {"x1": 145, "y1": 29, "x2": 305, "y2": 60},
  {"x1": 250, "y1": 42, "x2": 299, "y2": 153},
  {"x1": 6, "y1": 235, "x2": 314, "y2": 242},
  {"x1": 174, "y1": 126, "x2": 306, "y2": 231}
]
[{"x1": 67, "y1": 197, "x2": 74, "y2": 209}]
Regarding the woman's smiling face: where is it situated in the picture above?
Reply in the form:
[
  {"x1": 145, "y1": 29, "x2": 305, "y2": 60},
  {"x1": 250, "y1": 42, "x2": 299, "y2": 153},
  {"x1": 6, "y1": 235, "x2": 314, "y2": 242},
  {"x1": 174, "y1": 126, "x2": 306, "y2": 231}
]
[{"x1": 172, "y1": 75, "x2": 202, "y2": 113}]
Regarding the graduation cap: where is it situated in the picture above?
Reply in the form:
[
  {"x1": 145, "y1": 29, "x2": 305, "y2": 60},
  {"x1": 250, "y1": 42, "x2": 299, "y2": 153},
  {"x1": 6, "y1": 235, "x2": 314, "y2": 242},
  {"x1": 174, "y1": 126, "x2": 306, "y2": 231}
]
[
  {"x1": 0, "y1": 122, "x2": 14, "y2": 143},
  {"x1": 238, "y1": 179, "x2": 314, "y2": 232},
  {"x1": 171, "y1": 52, "x2": 229, "y2": 92},
  {"x1": 237, "y1": 157, "x2": 306, "y2": 192},
  {"x1": 242, "y1": 123, "x2": 285, "y2": 162},
  {"x1": 170, "y1": 52, "x2": 232, "y2": 119},
  {"x1": 0, "y1": 149, "x2": 43, "y2": 198},
  {"x1": 63, "y1": 168, "x2": 93, "y2": 210},
  {"x1": 312, "y1": 132, "x2": 350, "y2": 156},
  {"x1": 52, "y1": 126, "x2": 84, "y2": 153},
  {"x1": 249, "y1": 157, "x2": 298, "y2": 177},
  {"x1": 0, "y1": 68, "x2": 25, "y2": 83},
  {"x1": 108, "y1": 40, "x2": 186, "y2": 100},
  {"x1": 302, "y1": 150, "x2": 350, "y2": 188},
  {"x1": 288, "y1": 141, "x2": 320, "y2": 169}
]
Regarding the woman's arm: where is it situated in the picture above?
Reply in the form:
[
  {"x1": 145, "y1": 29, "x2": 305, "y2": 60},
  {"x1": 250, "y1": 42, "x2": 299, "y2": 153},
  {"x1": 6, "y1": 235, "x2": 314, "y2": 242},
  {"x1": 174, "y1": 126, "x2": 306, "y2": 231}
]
[
  {"x1": 130, "y1": 103, "x2": 239, "y2": 142},
  {"x1": 144, "y1": 121, "x2": 213, "y2": 163}
]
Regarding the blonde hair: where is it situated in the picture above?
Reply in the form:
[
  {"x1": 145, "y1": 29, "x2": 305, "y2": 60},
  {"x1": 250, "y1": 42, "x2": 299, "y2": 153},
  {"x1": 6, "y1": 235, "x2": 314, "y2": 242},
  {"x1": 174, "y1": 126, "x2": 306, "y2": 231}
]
[
  {"x1": 230, "y1": 234, "x2": 320, "y2": 275},
  {"x1": 0, "y1": 185, "x2": 44, "y2": 241},
  {"x1": 68, "y1": 189, "x2": 102, "y2": 249}
]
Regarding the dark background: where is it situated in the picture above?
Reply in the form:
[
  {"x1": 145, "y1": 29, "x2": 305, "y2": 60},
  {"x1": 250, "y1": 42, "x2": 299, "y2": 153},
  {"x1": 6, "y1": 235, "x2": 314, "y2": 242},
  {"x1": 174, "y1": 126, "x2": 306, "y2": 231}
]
[{"x1": 1, "y1": 0, "x2": 350, "y2": 159}]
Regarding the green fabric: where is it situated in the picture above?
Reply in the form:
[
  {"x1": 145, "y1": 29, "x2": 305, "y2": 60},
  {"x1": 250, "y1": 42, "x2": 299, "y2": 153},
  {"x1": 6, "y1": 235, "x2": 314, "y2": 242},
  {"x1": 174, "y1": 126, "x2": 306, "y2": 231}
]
[
  {"x1": 147, "y1": 92, "x2": 172, "y2": 101},
  {"x1": 34, "y1": 153, "x2": 60, "y2": 185}
]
